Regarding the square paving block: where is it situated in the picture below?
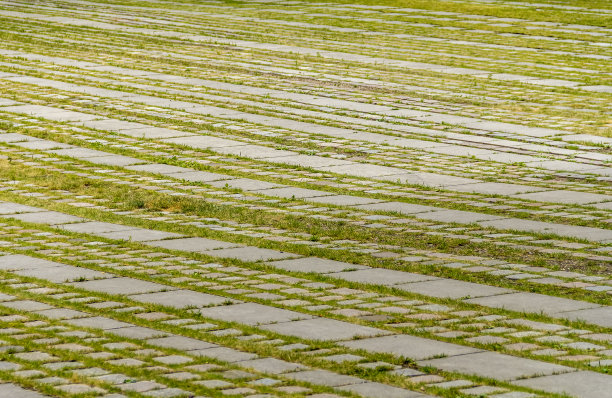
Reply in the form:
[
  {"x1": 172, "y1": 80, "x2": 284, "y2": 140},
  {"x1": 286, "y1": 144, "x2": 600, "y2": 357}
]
[
  {"x1": 190, "y1": 347, "x2": 258, "y2": 362},
  {"x1": 267, "y1": 257, "x2": 368, "y2": 274},
  {"x1": 465, "y1": 292, "x2": 599, "y2": 316},
  {"x1": 419, "y1": 351, "x2": 574, "y2": 381},
  {"x1": 307, "y1": 195, "x2": 384, "y2": 206},
  {"x1": 145, "y1": 237, "x2": 239, "y2": 252},
  {"x1": 328, "y1": 269, "x2": 438, "y2": 285},
  {"x1": 284, "y1": 370, "x2": 364, "y2": 387},
  {"x1": 236, "y1": 358, "x2": 306, "y2": 374},
  {"x1": 0, "y1": 202, "x2": 43, "y2": 214},
  {"x1": 67, "y1": 277, "x2": 171, "y2": 295},
  {"x1": 97, "y1": 228, "x2": 183, "y2": 242},
  {"x1": 15, "y1": 264, "x2": 112, "y2": 283},
  {"x1": 261, "y1": 318, "x2": 388, "y2": 341},
  {"x1": 129, "y1": 289, "x2": 229, "y2": 308},
  {"x1": 1, "y1": 300, "x2": 53, "y2": 312},
  {"x1": 339, "y1": 335, "x2": 480, "y2": 361},
  {"x1": 415, "y1": 209, "x2": 504, "y2": 224},
  {"x1": 146, "y1": 335, "x2": 217, "y2": 351},
  {"x1": 396, "y1": 279, "x2": 512, "y2": 299},
  {"x1": 337, "y1": 382, "x2": 427, "y2": 398},
  {"x1": 198, "y1": 303, "x2": 311, "y2": 326},
  {"x1": 352, "y1": 201, "x2": 436, "y2": 214},
  {"x1": 512, "y1": 371, "x2": 612, "y2": 398},
  {"x1": 2, "y1": 211, "x2": 83, "y2": 225},
  {"x1": 65, "y1": 316, "x2": 132, "y2": 330},
  {"x1": 208, "y1": 247, "x2": 298, "y2": 262},
  {"x1": 556, "y1": 307, "x2": 612, "y2": 329},
  {"x1": 106, "y1": 326, "x2": 168, "y2": 340}
]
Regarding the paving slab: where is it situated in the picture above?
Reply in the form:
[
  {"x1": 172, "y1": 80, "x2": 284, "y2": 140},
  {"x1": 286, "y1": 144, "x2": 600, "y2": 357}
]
[
  {"x1": 208, "y1": 178, "x2": 283, "y2": 191},
  {"x1": 34, "y1": 308, "x2": 89, "y2": 320},
  {"x1": 337, "y1": 382, "x2": 430, "y2": 398},
  {"x1": 328, "y1": 268, "x2": 439, "y2": 285},
  {"x1": 512, "y1": 371, "x2": 612, "y2": 398},
  {"x1": 252, "y1": 186, "x2": 334, "y2": 199},
  {"x1": 420, "y1": 351, "x2": 574, "y2": 381},
  {"x1": 0, "y1": 254, "x2": 64, "y2": 271},
  {"x1": 198, "y1": 303, "x2": 312, "y2": 325},
  {"x1": 106, "y1": 326, "x2": 168, "y2": 340},
  {"x1": 125, "y1": 164, "x2": 192, "y2": 175},
  {"x1": 261, "y1": 318, "x2": 388, "y2": 341},
  {"x1": 351, "y1": 201, "x2": 437, "y2": 214},
  {"x1": 1, "y1": 300, "x2": 53, "y2": 312},
  {"x1": 169, "y1": 170, "x2": 233, "y2": 183},
  {"x1": 451, "y1": 182, "x2": 545, "y2": 196},
  {"x1": 284, "y1": 370, "x2": 365, "y2": 387},
  {"x1": 145, "y1": 237, "x2": 239, "y2": 252},
  {"x1": 190, "y1": 347, "x2": 258, "y2": 362},
  {"x1": 415, "y1": 209, "x2": 504, "y2": 224},
  {"x1": 556, "y1": 307, "x2": 612, "y2": 328},
  {"x1": 307, "y1": 195, "x2": 384, "y2": 206},
  {"x1": 2, "y1": 211, "x2": 83, "y2": 225},
  {"x1": 67, "y1": 277, "x2": 172, "y2": 295},
  {"x1": 236, "y1": 358, "x2": 307, "y2": 374},
  {"x1": 267, "y1": 257, "x2": 368, "y2": 274},
  {"x1": 147, "y1": 335, "x2": 218, "y2": 351},
  {"x1": 513, "y1": 190, "x2": 611, "y2": 204},
  {"x1": 97, "y1": 228, "x2": 183, "y2": 242},
  {"x1": 0, "y1": 202, "x2": 43, "y2": 214},
  {"x1": 339, "y1": 335, "x2": 480, "y2": 360},
  {"x1": 65, "y1": 316, "x2": 132, "y2": 330},
  {"x1": 396, "y1": 279, "x2": 512, "y2": 299},
  {"x1": 465, "y1": 292, "x2": 600, "y2": 317},
  {"x1": 82, "y1": 154, "x2": 144, "y2": 166},
  {"x1": 129, "y1": 289, "x2": 230, "y2": 308},
  {"x1": 0, "y1": 383, "x2": 50, "y2": 398},
  {"x1": 208, "y1": 246, "x2": 298, "y2": 261},
  {"x1": 478, "y1": 218, "x2": 612, "y2": 242},
  {"x1": 57, "y1": 221, "x2": 137, "y2": 234},
  {"x1": 14, "y1": 264, "x2": 112, "y2": 283}
]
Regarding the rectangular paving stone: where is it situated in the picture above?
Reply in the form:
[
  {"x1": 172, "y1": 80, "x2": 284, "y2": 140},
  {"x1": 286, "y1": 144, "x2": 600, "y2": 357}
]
[
  {"x1": 67, "y1": 277, "x2": 172, "y2": 295},
  {"x1": 57, "y1": 221, "x2": 137, "y2": 234},
  {"x1": 396, "y1": 279, "x2": 512, "y2": 299},
  {"x1": 198, "y1": 303, "x2": 312, "y2": 325},
  {"x1": 352, "y1": 201, "x2": 437, "y2": 214},
  {"x1": 0, "y1": 202, "x2": 43, "y2": 214},
  {"x1": 97, "y1": 228, "x2": 183, "y2": 242},
  {"x1": 170, "y1": 170, "x2": 233, "y2": 183},
  {"x1": 267, "y1": 257, "x2": 368, "y2": 274},
  {"x1": 337, "y1": 382, "x2": 429, "y2": 398},
  {"x1": 14, "y1": 264, "x2": 112, "y2": 283},
  {"x1": 253, "y1": 187, "x2": 334, "y2": 199},
  {"x1": 261, "y1": 318, "x2": 388, "y2": 341},
  {"x1": 2, "y1": 211, "x2": 83, "y2": 225},
  {"x1": 106, "y1": 326, "x2": 168, "y2": 340},
  {"x1": 307, "y1": 195, "x2": 384, "y2": 206},
  {"x1": 236, "y1": 358, "x2": 307, "y2": 374},
  {"x1": 1, "y1": 300, "x2": 53, "y2": 312},
  {"x1": 465, "y1": 292, "x2": 600, "y2": 317},
  {"x1": 512, "y1": 371, "x2": 612, "y2": 398},
  {"x1": 415, "y1": 209, "x2": 504, "y2": 224},
  {"x1": 190, "y1": 347, "x2": 258, "y2": 362},
  {"x1": 208, "y1": 177, "x2": 283, "y2": 191},
  {"x1": 284, "y1": 370, "x2": 364, "y2": 387},
  {"x1": 145, "y1": 237, "x2": 239, "y2": 252},
  {"x1": 478, "y1": 218, "x2": 612, "y2": 242},
  {"x1": 34, "y1": 308, "x2": 89, "y2": 320},
  {"x1": 339, "y1": 335, "x2": 480, "y2": 360},
  {"x1": 207, "y1": 247, "x2": 298, "y2": 261},
  {"x1": 125, "y1": 163, "x2": 192, "y2": 175},
  {"x1": 329, "y1": 268, "x2": 438, "y2": 285},
  {"x1": 555, "y1": 307, "x2": 612, "y2": 328},
  {"x1": 129, "y1": 290, "x2": 230, "y2": 308},
  {"x1": 0, "y1": 254, "x2": 63, "y2": 271},
  {"x1": 420, "y1": 351, "x2": 574, "y2": 381},
  {"x1": 81, "y1": 154, "x2": 144, "y2": 167},
  {"x1": 146, "y1": 335, "x2": 218, "y2": 351},
  {"x1": 512, "y1": 190, "x2": 611, "y2": 204},
  {"x1": 0, "y1": 383, "x2": 50, "y2": 398},
  {"x1": 65, "y1": 316, "x2": 132, "y2": 330}
]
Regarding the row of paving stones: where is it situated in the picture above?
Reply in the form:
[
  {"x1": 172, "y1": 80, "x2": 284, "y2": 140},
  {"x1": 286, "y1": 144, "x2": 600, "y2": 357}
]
[
  {"x1": 0, "y1": 215, "x2": 608, "y2": 397},
  {"x1": 2, "y1": 132, "x2": 612, "y2": 298},
  {"x1": 1, "y1": 8, "x2": 609, "y2": 94}
]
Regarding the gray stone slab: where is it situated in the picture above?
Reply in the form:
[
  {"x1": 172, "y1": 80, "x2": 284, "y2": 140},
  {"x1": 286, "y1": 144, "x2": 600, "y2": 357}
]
[
  {"x1": 208, "y1": 247, "x2": 298, "y2": 261},
  {"x1": 555, "y1": 307, "x2": 612, "y2": 328},
  {"x1": 396, "y1": 279, "x2": 512, "y2": 299},
  {"x1": 236, "y1": 358, "x2": 306, "y2": 374},
  {"x1": 57, "y1": 221, "x2": 136, "y2": 234},
  {"x1": 1, "y1": 300, "x2": 53, "y2": 312},
  {"x1": 307, "y1": 195, "x2": 384, "y2": 206},
  {"x1": 478, "y1": 218, "x2": 612, "y2": 242},
  {"x1": 81, "y1": 155, "x2": 144, "y2": 167},
  {"x1": 48, "y1": 147, "x2": 109, "y2": 159},
  {"x1": 17, "y1": 140, "x2": 72, "y2": 150},
  {"x1": 125, "y1": 164, "x2": 192, "y2": 175},
  {"x1": 0, "y1": 133, "x2": 37, "y2": 143},
  {"x1": 379, "y1": 172, "x2": 477, "y2": 188},
  {"x1": 328, "y1": 269, "x2": 438, "y2": 285},
  {"x1": 337, "y1": 382, "x2": 427, "y2": 398},
  {"x1": 284, "y1": 370, "x2": 364, "y2": 387},
  {"x1": 465, "y1": 292, "x2": 600, "y2": 316},
  {"x1": 67, "y1": 277, "x2": 171, "y2": 295},
  {"x1": 0, "y1": 254, "x2": 63, "y2": 271},
  {"x1": 352, "y1": 201, "x2": 436, "y2": 214},
  {"x1": 198, "y1": 303, "x2": 312, "y2": 325},
  {"x1": 147, "y1": 335, "x2": 217, "y2": 351},
  {"x1": 2, "y1": 104, "x2": 99, "y2": 122},
  {"x1": 268, "y1": 154, "x2": 353, "y2": 168},
  {"x1": 170, "y1": 171, "x2": 233, "y2": 183},
  {"x1": 214, "y1": 144, "x2": 295, "y2": 159},
  {"x1": 512, "y1": 371, "x2": 612, "y2": 398},
  {"x1": 208, "y1": 178, "x2": 283, "y2": 191},
  {"x1": 162, "y1": 135, "x2": 245, "y2": 149},
  {"x1": 252, "y1": 186, "x2": 334, "y2": 199},
  {"x1": 420, "y1": 351, "x2": 574, "y2": 381},
  {"x1": 78, "y1": 118, "x2": 148, "y2": 132},
  {"x1": 2, "y1": 211, "x2": 83, "y2": 225},
  {"x1": 451, "y1": 182, "x2": 544, "y2": 196},
  {"x1": 65, "y1": 316, "x2": 132, "y2": 330},
  {"x1": 34, "y1": 308, "x2": 89, "y2": 320},
  {"x1": 267, "y1": 257, "x2": 368, "y2": 274},
  {"x1": 145, "y1": 237, "x2": 239, "y2": 252},
  {"x1": 14, "y1": 264, "x2": 112, "y2": 283},
  {"x1": 97, "y1": 228, "x2": 183, "y2": 242},
  {"x1": 0, "y1": 202, "x2": 43, "y2": 214},
  {"x1": 106, "y1": 326, "x2": 168, "y2": 340},
  {"x1": 415, "y1": 209, "x2": 504, "y2": 224},
  {"x1": 0, "y1": 383, "x2": 49, "y2": 398},
  {"x1": 261, "y1": 318, "x2": 387, "y2": 341},
  {"x1": 120, "y1": 126, "x2": 189, "y2": 139},
  {"x1": 513, "y1": 190, "x2": 611, "y2": 204},
  {"x1": 129, "y1": 290, "x2": 229, "y2": 308},
  {"x1": 339, "y1": 335, "x2": 479, "y2": 361},
  {"x1": 320, "y1": 163, "x2": 404, "y2": 178},
  {"x1": 190, "y1": 347, "x2": 257, "y2": 362}
]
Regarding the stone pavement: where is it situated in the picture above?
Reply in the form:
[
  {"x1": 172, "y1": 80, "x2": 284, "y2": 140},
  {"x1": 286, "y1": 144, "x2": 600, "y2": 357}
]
[{"x1": 0, "y1": 0, "x2": 610, "y2": 397}]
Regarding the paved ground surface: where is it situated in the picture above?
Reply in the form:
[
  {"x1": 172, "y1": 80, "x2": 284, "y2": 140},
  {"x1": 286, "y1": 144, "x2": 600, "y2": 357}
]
[{"x1": 0, "y1": 0, "x2": 610, "y2": 397}]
